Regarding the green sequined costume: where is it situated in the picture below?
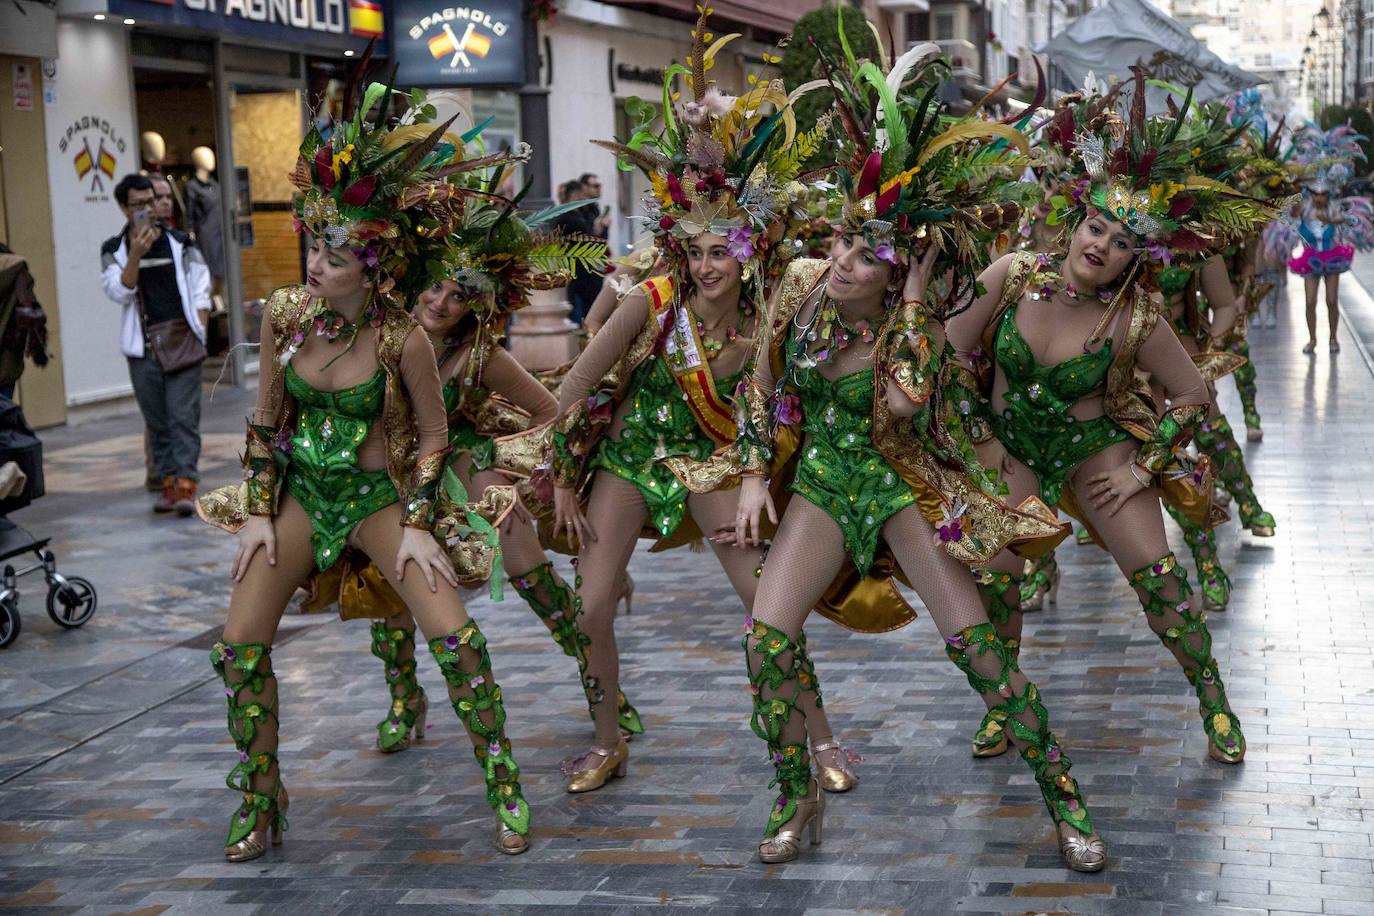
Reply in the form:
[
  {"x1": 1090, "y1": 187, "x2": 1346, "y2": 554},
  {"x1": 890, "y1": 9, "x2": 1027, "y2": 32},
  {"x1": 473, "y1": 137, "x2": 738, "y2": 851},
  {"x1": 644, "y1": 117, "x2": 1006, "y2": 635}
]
[
  {"x1": 443, "y1": 378, "x2": 495, "y2": 472},
  {"x1": 589, "y1": 357, "x2": 742, "y2": 538},
  {"x1": 789, "y1": 366, "x2": 916, "y2": 575},
  {"x1": 283, "y1": 363, "x2": 398, "y2": 570},
  {"x1": 1197, "y1": 415, "x2": 1274, "y2": 533},
  {"x1": 989, "y1": 305, "x2": 1131, "y2": 506}
]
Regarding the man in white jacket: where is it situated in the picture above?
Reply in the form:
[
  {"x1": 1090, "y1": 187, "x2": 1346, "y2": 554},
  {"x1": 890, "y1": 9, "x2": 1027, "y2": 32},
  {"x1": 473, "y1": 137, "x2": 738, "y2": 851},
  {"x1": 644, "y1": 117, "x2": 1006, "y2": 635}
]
[{"x1": 101, "y1": 173, "x2": 211, "y2": 516}]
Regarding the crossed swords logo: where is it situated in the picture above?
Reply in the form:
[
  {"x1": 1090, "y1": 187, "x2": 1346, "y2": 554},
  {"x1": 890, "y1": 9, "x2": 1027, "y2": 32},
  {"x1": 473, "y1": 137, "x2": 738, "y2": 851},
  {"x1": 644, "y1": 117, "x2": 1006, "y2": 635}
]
[{"x1": 440, "y1": 22, "x2": 480, "y2": 68}]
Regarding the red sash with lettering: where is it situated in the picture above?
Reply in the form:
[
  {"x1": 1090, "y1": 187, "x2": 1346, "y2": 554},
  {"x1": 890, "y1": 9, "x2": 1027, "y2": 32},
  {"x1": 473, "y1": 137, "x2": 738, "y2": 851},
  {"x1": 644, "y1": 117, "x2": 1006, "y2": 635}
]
[{"x1": 642, "y1": 275, "x2": 738, "y2": 447}]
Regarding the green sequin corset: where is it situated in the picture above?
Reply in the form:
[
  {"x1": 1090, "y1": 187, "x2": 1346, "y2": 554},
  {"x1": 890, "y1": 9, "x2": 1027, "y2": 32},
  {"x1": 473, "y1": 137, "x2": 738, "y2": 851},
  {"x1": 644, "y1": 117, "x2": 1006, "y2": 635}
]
[
  {"x1": 283, "y1": 363, "x2": 397, "y2": 570},
  {"x1": 789, "y1": 366, "x2": 915, "y2": 576},
  {"x1": 990, "y1": 305, "x2": 1130, "y2": 506},
  {"x1": 443, "y1": 379, "x2": 493, "y2": 472},
  {"x1": 590, "y1": 357, "x2": 743, "y2": 538}
]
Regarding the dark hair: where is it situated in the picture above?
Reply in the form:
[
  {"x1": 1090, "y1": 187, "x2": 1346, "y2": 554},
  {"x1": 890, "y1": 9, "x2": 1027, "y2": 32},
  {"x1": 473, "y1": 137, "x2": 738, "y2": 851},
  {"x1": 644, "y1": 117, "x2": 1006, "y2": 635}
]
[
  {"x1": 114, "y1": 173, "x2": 154, "y2": 207},
  {"x1": 578, "y1": 173, "x2": 599, "y2": 186}
]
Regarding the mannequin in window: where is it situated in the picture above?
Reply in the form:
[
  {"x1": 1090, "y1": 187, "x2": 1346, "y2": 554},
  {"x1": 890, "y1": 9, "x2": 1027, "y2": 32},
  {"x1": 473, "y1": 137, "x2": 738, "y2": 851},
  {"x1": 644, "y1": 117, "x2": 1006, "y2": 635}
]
[{"x1": 185, "y1": 147, "x2": 226, "y2": 283}]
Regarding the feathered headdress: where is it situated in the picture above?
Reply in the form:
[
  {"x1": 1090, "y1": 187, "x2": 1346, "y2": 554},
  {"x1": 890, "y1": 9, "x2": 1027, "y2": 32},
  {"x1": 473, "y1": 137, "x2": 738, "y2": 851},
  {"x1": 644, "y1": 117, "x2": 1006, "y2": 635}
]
[
  {"x1": 593, "y1": 6, "x2": 814, "y2": 285},
  {"x1": 809, "y1": 9, "x2": 1037, "y2": 290},
  {"x1": 1290, "y1": 121, "x2": 1368, "y2": 194},
  {"x1": 1050, "y1": 68, "x2": 1279, "y2": 262},
  {"x1": 290, "y1": 73, "x2": 528, "y2": 302},
  {"x1": 436, "y1": 144, "x2": 609, "y2": 315}
]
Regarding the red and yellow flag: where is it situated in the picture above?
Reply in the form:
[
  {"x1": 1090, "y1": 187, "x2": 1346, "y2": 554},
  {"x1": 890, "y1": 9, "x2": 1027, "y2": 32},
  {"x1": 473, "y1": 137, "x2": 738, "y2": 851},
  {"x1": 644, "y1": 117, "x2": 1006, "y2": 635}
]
[
  {"x1": 427, "y1": 31, "x2": 456, "y2": 59},
  {"x1": 465, "y1": 31, "x2": 492, "y2": 58},
  {"x1": 97, "y1": 142, "x2": 116, "y2": 179},
  {"x1": 348, "y1": 0, "x2": 383, "y2": 38},
  {"x1": 73, "y1": 146, "x2": 93, "y2": 179}
]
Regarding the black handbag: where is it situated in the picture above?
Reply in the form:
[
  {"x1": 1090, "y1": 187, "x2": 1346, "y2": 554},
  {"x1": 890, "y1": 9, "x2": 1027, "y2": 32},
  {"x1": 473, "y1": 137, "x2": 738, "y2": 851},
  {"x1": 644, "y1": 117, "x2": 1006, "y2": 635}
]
[{"x1": 0, "y1": 396, "x2": 43, "y2": 515}]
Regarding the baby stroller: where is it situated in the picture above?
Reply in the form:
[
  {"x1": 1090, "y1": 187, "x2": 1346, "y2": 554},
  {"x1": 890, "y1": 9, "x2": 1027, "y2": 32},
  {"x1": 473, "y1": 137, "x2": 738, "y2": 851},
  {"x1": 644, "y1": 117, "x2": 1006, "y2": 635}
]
[{"x1": 0, "y1": 396, "x2": 96, "y2": 647}]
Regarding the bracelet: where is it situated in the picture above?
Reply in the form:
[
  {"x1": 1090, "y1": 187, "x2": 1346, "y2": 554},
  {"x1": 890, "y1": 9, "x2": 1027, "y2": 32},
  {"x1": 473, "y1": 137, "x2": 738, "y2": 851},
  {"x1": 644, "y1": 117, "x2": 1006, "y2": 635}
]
[{"x1": 1127, "y1": 462, "x2": 1151, "y2": 488}]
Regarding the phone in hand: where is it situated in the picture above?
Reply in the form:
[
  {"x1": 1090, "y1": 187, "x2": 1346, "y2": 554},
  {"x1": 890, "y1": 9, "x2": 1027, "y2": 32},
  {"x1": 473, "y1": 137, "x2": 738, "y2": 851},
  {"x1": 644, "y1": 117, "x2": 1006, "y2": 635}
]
[{"x1": 131, "y1": 208, "x2": 153, "y2": 234}]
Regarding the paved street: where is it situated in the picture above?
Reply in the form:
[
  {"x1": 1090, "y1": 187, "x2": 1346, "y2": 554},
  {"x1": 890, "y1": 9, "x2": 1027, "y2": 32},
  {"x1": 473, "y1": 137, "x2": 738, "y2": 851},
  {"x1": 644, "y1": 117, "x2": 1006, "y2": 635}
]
[{"x1": 1, "y1": 268, "x2": 1373, "y2": 916}]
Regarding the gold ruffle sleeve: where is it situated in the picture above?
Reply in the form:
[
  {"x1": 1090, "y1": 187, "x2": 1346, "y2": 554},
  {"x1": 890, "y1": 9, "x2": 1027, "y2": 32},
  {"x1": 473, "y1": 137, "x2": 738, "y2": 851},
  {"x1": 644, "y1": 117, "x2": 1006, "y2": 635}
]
[{"x1": 1191, "y1": 350, "x2": 1248, "y2": 383}]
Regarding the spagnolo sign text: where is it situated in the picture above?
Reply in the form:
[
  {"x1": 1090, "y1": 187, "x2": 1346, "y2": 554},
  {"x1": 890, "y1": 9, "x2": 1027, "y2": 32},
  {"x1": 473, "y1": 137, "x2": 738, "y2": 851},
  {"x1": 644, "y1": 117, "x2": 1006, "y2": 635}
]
[
  {"x1": 408, "y1": 6, "x2": 511, "y2": 40},
  {"x1": 182, "y1": 0, "x2": 350, "y2": 33}
]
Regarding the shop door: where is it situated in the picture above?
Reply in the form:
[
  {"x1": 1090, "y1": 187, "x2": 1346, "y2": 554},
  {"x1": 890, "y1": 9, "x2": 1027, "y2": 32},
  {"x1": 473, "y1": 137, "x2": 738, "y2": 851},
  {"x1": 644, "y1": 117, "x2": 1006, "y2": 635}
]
[{"x1": 225, "y1": 81, "x2": 307, "y2": 353}]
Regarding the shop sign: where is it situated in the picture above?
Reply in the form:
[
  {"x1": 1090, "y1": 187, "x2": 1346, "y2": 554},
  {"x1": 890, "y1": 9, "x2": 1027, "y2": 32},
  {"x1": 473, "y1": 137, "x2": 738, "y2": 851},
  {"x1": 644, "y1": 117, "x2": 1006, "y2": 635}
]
[
  {"x1": 107, "y1": 0, "x2": 385, "y2": 52},
  {"x1": 390, "y1": 0, "x2": 524, "y2": 86},
  {"x1": 12, "y1": 63, "x2": 34, "y2": 112},
  {"x1": 57, "y1": 113, "x2": 127, "y2": 202}
]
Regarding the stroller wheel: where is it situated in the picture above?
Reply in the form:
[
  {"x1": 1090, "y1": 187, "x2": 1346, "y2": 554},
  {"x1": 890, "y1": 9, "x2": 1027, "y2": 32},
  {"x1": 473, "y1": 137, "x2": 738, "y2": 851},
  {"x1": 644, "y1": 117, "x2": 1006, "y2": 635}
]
[
  {"x1": 46, "y1": 576, "x2": 96, "y2": 628},
  {"x1": 0, "y1": 597, "x2": 18, "y2": 648}
]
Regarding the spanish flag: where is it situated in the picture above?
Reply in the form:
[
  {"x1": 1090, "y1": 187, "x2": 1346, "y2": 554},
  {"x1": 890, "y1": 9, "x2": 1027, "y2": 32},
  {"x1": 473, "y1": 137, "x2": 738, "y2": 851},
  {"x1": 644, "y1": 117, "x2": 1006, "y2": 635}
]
[
  {"x1": 427, "y1": 29, "x2": 456, "y2": 59},
  {"x1": 465, "y1": 30, "x2": 491, "y2": 57},
  {"x1": 348, "y1": 0, "x2": 383, "y2": 38},
  {"x1": 73, "y1": 145, "x2": 93, "y2": 179},
  {"x1": 97, "y1": 142, "x2": 117, "y2": 179}
]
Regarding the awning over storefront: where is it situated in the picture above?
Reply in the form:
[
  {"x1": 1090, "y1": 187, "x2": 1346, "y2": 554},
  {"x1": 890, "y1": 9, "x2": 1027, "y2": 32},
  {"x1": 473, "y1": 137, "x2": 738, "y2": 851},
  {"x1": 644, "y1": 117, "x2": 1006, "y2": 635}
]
[
  {"x1": 1037, "y1": 0, "x2": 1262, "y2": 108},
  {"x1": 56, "y1": 0, "x2": 384, "y2": 54}
]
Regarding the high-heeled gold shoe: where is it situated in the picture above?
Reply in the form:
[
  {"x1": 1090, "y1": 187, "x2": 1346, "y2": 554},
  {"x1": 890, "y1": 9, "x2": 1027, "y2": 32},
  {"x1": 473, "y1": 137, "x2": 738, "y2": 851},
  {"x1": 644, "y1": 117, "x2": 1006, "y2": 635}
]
[
  {"x1": 496, "y1": 823, "x2": 530, "y2": 855},
  {"x1": 1057, "y1": 822, "x2": 1108, "y2": 872},
  {"x1": 811, "y1": 740, "x2": 859, "y2": 793},
  {"x1": 377, "y1": 691, "x2": 427, "y2": 753},
  {"x1": 1020, "y1": 561, "x2": 1061, "y2": 613},
  {"x1": 224, "y1": 785, "x2": 289, "y2": 863},
  {"x1": 758, "y1": 779, "x2": 823, "y2": 864},
  {"x1": 563, "y1": 737, "x2": 629, "y2": 793}
]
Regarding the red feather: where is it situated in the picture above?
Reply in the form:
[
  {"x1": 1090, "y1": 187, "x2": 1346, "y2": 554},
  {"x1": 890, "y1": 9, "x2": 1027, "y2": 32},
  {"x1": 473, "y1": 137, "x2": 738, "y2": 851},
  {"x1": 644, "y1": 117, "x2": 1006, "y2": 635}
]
[
  {"x1": 1167, "y1": 195, "x2": 1195, "y2": 218},
  {"x1": 1050, "y1": 108, "x2": 1076, "y2": 152},
  {"x1": 875, "y1": 183, "x2": 901, "y2": 216},
  {"x1": 341, "y1": 175, "x2": 377, "y2": 206},
  {"x1": 1136, "y1": 149, "x2": 1157, "y2": 180},
  {"x1": 314, "y1": 147, "x2": 335, "y2": 190},
  {"x1": 1128, "y1": 66, "x2": 1146, "y2": 141},
  {"x1": 856, "y1": 151, "x2": 883, "y2": 201}
]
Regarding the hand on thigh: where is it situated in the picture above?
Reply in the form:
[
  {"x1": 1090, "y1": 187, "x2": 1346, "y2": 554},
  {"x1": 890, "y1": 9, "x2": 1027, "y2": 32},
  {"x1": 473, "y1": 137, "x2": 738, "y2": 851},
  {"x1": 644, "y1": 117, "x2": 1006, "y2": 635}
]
[{"x1": 223, "y1": 494, "x2": 319, "y2": 644}]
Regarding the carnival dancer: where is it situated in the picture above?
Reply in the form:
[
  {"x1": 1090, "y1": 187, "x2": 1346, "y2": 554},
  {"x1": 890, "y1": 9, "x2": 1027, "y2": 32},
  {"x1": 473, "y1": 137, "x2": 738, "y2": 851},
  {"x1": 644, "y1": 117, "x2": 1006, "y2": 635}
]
[
  {"x1": 547, "y1": 13, "x2": 861, "y2": 797},
  {"x1": 335, "y1": 173, "x2": 644, "y2": 753},
  {"x1": 946, "y1": 72, "x2": 1271, "y2": 768},
  {"x1": 1271, "y1": 122, "x2": 1374, "y2": 354},
  {"x1": 197, "y1": 84, "x2": 532, "y2": 858},
  {"x1": 686, "y1": 32, "x2": 1104, "y2": 870}
]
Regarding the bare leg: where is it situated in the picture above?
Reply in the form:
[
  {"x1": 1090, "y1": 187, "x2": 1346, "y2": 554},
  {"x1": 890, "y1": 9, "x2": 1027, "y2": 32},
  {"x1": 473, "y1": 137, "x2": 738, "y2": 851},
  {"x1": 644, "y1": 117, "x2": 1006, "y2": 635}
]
[
  {"x1": 350, "y1": 504, "x2": 531, "y2": 843},
  {"x1": 570, "y1": 472, "x2": 649, "y2": 752},
  {"x1": 1326, "y1": 274, "x2": 1340, "y2": 350},
  {"x1": 1303, "y1": 275, "x2": 1320, "y2": 351},
  {"x1": 1067, "y1": 443, "x2": 1244, "y2": 763},
  {"x1": 213, "y1": 494, "x2": 318, "y2": 858}
]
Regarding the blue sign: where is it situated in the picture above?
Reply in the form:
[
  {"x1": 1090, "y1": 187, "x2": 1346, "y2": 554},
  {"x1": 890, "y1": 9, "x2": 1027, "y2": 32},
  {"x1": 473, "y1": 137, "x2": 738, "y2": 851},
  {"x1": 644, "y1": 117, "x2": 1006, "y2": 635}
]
[
  {"x1": 108, "y1": 0, "x2": 386, "y2": 53},
  {"x1": 388, "y1": 0, "x2": 524, "y2": 87}
]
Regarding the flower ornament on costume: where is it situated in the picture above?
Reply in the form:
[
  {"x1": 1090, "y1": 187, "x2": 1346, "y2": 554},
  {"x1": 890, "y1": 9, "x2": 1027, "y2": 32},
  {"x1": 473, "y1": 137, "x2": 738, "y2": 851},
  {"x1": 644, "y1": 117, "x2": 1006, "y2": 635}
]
[
  {"x1": 811, "y1": 9, "x2": 1038, "y2": 303},
  {"x1": 592, "y1": 5, "x2": 817, "y2": 291}
]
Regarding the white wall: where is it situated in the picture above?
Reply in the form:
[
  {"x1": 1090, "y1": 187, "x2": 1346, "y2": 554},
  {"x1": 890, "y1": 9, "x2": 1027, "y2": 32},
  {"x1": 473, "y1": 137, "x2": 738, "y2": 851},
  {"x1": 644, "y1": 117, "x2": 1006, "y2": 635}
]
[{"x1": 43, "y1": 20, "x2": 138, "y2": 406}]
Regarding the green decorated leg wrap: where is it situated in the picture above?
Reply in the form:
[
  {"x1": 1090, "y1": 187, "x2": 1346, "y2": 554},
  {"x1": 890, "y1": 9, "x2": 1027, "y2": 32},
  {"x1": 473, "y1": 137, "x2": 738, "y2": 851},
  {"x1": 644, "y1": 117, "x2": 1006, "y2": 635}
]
[
  {"x1": 1196, "y1": 415, "x2": 1274, "y2": 532},
  {"x1": 972, "y1": 571, "x2": 1023, "y2": 754},
  {"x1": 945, "y1": 623, "x2": 1094, "y2": 835},
  {"x1": 1164, "y1": 503, "x2": 1230, "y2": 610},
  {"x1": 1231, "y1": 340, "x2": 1261, "y2": 434},
  {"x1": 1020, "y1": 551, "x2": 1060, "y2": 610},
  {"x1": 210, "y1": 640, "x2": 287, "y2": 848},
  {"x1": 1131, "y1": 555, "x2": 1244, "y2": 761},
  {"x1": 428, "y1": 622, "x2": 531, "y2": 836},
  {"x1": 564, "y1": 570, "x2": 643, "y2": 735},
  {"x1": 744, "y1": 619, "x2": 818, "y2": 838},
  {"x1": 369, "y1": 620, "x2": 427, "y2": 751}
]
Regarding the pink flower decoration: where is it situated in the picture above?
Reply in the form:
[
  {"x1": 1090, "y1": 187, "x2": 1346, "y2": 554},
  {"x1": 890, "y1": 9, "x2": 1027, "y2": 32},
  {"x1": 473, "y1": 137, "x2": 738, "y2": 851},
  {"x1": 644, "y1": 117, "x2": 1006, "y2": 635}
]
[{"x1": 772, "y1": 394, "x2": 802, "y2": 426}]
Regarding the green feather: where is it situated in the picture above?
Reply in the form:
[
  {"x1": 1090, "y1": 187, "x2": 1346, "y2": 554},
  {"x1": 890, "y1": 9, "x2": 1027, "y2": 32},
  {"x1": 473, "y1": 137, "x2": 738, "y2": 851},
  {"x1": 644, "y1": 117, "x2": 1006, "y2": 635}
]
[{"x1": 462, "y1": 115, "x2": 496, "y2": 144}]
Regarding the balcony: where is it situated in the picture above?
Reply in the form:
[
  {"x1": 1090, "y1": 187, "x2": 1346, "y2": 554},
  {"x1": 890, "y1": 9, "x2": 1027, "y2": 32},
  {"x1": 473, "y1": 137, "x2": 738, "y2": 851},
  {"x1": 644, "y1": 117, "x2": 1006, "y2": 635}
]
[
  {"x1": 594, "y1": 0, "x2": 817, "y2": 32},
  {"x1": 934, "y1": 38, "x2": 980, "y2": 77},
  {"x1": 878, "y1": 0, "x2": 931, "y2": 12}
]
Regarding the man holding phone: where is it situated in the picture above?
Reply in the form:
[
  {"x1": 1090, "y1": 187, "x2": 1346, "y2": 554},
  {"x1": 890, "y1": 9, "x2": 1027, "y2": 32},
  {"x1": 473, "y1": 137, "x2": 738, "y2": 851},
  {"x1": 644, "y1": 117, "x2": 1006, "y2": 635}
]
[{"x1": 100, "y1": 173, "x2": 211, "y2": 516}]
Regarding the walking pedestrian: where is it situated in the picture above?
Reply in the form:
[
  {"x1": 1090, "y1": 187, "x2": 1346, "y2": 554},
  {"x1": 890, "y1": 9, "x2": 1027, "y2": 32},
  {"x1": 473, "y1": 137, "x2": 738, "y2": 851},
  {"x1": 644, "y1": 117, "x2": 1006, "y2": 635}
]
[{"x1": 101, "y1": 173, "x2": 210, "y2": 515}]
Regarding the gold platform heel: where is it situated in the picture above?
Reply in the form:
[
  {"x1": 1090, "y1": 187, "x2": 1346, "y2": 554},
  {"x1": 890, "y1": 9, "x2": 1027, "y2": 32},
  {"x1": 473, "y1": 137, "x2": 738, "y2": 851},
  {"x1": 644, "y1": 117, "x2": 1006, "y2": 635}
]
[
  {"x1": 496, "y1": 822, "x2": 530, "y2": 855},
  {"x1": 811, "y1": 740, "x2": 859, "y2": 793},
  {"x1": 225, "y1": 784, "x2": 289, "y2": 863},
  {"x1": 758, "y1": 780, "x2": 823, "y2": 864},
  {"x1": 562, "y1": 738, "x2": 629, "y2": 793},
  {"x1": 1058, "y1": 821, "x2": 1108, "y2": 872}
]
